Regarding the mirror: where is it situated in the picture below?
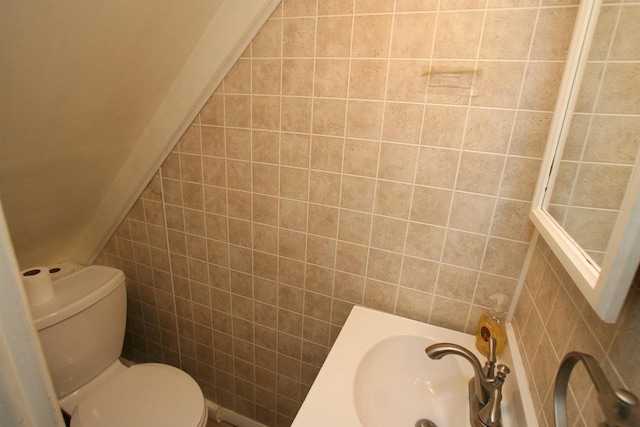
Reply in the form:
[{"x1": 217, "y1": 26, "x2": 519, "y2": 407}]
[{"x1": 530, "y1": 0, "x2": 640, "y2": 323}]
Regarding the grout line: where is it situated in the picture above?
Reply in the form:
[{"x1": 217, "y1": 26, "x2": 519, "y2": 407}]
[
  {"x1": 360, "y1": 0, "x2": 399, "y2": 315},
  {"x1": 393, "y1": 0, "x2": 437, "y2": 319},
  {"x1": 294, "y1": 2, "x2": 319, "y2": 406},
  {"x1": 156, "y1": 165, "x2": 185, "y2": 369}
]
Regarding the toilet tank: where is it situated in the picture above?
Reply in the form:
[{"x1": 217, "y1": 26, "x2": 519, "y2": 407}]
[{"x1": 31, "y1": 265, "x2": 127, "y2": 398}]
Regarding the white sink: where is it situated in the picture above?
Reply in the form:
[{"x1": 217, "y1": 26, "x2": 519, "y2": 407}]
[
  {"x1": 293, "y1": 305, "x2": 538, "y2": 427},
  {"x1": 355, "y1": 335, "x2": 468, "y2": 426}
]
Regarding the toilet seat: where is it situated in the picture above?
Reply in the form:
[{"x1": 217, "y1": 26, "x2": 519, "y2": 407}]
[{"x1": 71, "y1": 363, "x2": 207, "y2": 427}]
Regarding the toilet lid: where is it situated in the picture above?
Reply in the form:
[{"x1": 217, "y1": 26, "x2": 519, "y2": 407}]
[{"x1": 71, "y1": 363, "x2": 205, "y2": 427}]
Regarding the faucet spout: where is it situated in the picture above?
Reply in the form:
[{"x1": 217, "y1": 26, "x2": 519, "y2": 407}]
[
  {"x1": 554, "y1": 352, "x2": 639, "y2": 427},
  {"x1": 426, "y1": 338, "x2": 509, "y2": 427},
  {"x1": 425, "y1": 343, "x2": 487, "y2": 405}
]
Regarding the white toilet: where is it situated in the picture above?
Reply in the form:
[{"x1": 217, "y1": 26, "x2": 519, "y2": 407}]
[{"x1": 30, "y1": 265, "x2": 208, "y2": 427}]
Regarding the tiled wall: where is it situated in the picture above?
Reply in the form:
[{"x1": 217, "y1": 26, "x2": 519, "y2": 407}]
[
  {"x1": 513, "y1": 236, "x2": 640, "y2": 426},
  {"x1": 548, "y1": 1, "x2": 640, "y2": 264},
  {"x1": 94, "y1": 1, "x2": 578, "y2": 425}
]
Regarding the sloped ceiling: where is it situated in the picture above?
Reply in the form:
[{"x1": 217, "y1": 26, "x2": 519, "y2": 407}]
[{"x1": 0, "y1": 0, "x2": 280, "y2": 269}]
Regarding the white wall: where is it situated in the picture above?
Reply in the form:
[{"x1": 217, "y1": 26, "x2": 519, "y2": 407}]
[{"x1": 0, "y1": 0, "x2": 279, "y2": 269}]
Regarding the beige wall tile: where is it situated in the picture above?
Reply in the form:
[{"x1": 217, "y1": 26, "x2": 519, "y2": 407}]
[
  {"x1": 309, "y1": 171, "x2": 341, "y2": 206},
  {"x1": 281, "y1": 133, "x2": 310, "y2": 168},
  {"x1": 346, "y1": 100, "x2": 384, "y2": 140},
  {"x1": 312, "y1": 98, "x2": 347, "y2": 136},
  {"x1": 396, "y1": 288, "x2": 432, "y2": 322},
  {"x1": 415, "y1": 147, "x2": 459, "y2": 188},
  {"x1": 499, "y1": 157, "x2": 540, "y2": 201},
  {"x1": 382, "y1": 102, "x2": 424, "y2": 144},
  {"x1": 435, "y1": 264, "x2": 478, "y2": 303},
  {"x1": 306, "y1": 235, "x2": 336, "y2": 267},
  {"x1": 352, "y1": 15, "x2": 393, "y2": 58},
  {"x1": 530, "y1": 7, "x2": 577, "y2": 60},
  {"x1": 106, "y1": 3, "x2": 586, "y2": 423},
  {"x1": 343, "y1": 138, "x2": 379, "y2": 177},
  {"x1": 335, "y1": 241, "x2": 368, "y2": 276},
  {"x1": 442, "y1": 229, "x2": 486, "y2": 270},
  {"x1": 363, "y1": 279, "x2": 398, "y2": 312},
  {"x1": 252, "y1": 59, "x2": 281, "y2": 95},
  {"x1": 491, "y1": 199, "x2": 534, "y2": 242},
  {"x1": 472, "y1": 61, "x2": 527, "y2": 108},
  {"x1": 315, "y1": 16, "x2": 353, "y2": 58},
  {"x1": 280, "y1": 167, "x2": 309, "y2": 200},
  {"x1": 202, "y1": 126, "x2": 225, "y2": 157},
  {"x1": 405, "y1": 222, "x2": 445, "y2": 260},
  {"x1": 225, "y1": 95, "x2": 252, "y2": 128},
  {"x1": 310, "y1": 135, "x2": 344, "y2": 172},
  {"x1": 422, "y1": 105, "x2": 467, "y2": 149},
  {"x1": 584, "y1": 116, "x2": 640, "y2": 164},
  {"x1": 201, "y1": 94, "x2": 225, "y2": 126},
  {"x1": 252, "y1": 20, "x2": 282, "y2": 58},
  {"x1": 449, "y1": 192, "x2": 496, "y2": 234},
  {"x1": 433, "y1": 11, "x2": 483, "y2": 59},
  {"x1": 430, "y1": 296, "x2": 470, "y2": 332},
  {"x1": 464, "y1": 108, "x2": 515, "y2": 154},
  {"x1": 390, "y1": 13, "x2": 436, "y2": 59},
  {"x1": 596, "y1": 63, "x2": 640, "y2": 114},
  {"x1": 318, "y1": 0, "x2": 353, "y2": 15},
  {"x1": 370, "y1": 215, "x2": 408, "y2": 252},
  {"x1": 519, "y1": 61, "x2": 565, "y2": 111},
  {"x1": 410, "y1": 185, "x2": 452, "y2": 226},
  {"x1": 314, "y1": 59, "x2": 349, "y2": 98},
  {"x1": 455, "y1": 152, "x2": 505, "y2": 196},
  {"x1": 355, "y1": 0, "x2": 394, "y2": 13},
  {"x1": 333, "y1": 270, "x2": 364, "y2": 303},
  {"x1": 480, "y1": 9, "x2": 537, "y2": 60},
  {"x1": 253, "y1": 163, "x2": 279, "y2": 196},
  {"x1": 341, "y1": 175, "x2": 376, "y2": 212},
  {"x1": 283, "y1": 0, "x2": 317, "y2": 17},
  {"x1": 307, "y1": 204, "x2": 339, "y2": 237},
  {"x1": 400, "y1": 256, "x2": 438, "y2": 292},
  {"x1": 279, "y1": 198, "x2": 307, "y2": 232},
  {"x1": 386, "y1": 60, "x2": 429, "y2": 102},
  {"x1": 281, "y1": 97, "x2": 312, "y2": 133},
  {"x1": 226, "y1": 128, "x2": 252, "y2": 160},
  {"x1": 283, "y1": 18, "x2": 316, "y2": 58},
  {"x1": 282, "y1": 59, "x2": 314, "y2": 96},
  {"x1": 374, "y1": 181, "x2": 413, "y2": 218},
  {"x1": 349, "y1": 59, "x2": 387, "y2": 100},
  {"x1": 395, "y1": 0, "x2": 438, "y2": 12},
  {"x1": 252, "y1": 130, "x2": 280, "y2": 164},
  {"x1": 338, "y1": 209, "x2": 372, "y2": 245},
  {"x1": 377, "y1": 142, "x2": 418, "y2": 182},
  {"x1": 572, "y1": 163, "x2": 632, "y2": 210},
  {"x1": 252, "y1": 96, "x2": 281, "y2": 130},
  {"x1": 509, "y1": 111, "x2": 552, "y2": 158}
]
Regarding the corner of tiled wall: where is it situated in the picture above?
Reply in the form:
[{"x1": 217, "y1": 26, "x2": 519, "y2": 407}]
[
  {"x1": 93, "y1": 1, "x2": 585, "y2": 425},
  {"x1": 513, "y1": 236, "x2": 640, "y2": 426}
]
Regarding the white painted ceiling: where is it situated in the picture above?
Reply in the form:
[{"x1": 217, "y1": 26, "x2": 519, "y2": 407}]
[{"x1": 0, "y1": 0, "x2": 279, "y2": 268}]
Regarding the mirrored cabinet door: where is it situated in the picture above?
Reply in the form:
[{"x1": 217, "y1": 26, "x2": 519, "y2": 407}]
[{"x1": 530, "y1": 0, "x2": 640, "y2": 323}]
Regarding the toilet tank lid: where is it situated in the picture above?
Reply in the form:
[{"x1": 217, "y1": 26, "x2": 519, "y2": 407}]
[{"x1": 31, "y1": 266, "x2": 125, "y2": 331}]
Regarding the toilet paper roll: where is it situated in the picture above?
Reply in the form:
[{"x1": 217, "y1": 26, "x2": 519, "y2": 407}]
[
  {"x1": 47, "y1": 262, "x2": 76, "y2": 280},
  {"x1": 21, "y1": 266, "x2": 55, "y2": 306}
]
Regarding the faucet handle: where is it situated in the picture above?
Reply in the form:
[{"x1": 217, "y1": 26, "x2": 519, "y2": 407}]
[
  {"x1": 614, "y1": 389, "x2": 638, "y2": 418},
  {"x1": 496, "y1": 364, "x2": 510, "y2": 382},
  {"x1": 487, "y1": 336, "x2": 497, "y2": 364}
]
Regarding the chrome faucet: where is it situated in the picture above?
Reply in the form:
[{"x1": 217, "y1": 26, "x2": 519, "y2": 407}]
[
  {"x1": 554, "y1": 351, "x2": 639, "y2": 427},
  {"x1": 425, "y1": 337, "x2": 510, "y2": 427}
]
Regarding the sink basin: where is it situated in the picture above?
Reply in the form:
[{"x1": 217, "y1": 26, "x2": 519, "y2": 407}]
[
  {"x1": 354, "y1": 335, "x2": 467, "y2": 427},
  {"x1": 292, "y1": 305, "x2": 538, "y2": 427}
]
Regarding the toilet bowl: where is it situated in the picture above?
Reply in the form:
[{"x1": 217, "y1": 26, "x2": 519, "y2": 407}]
[{"x1": 30, "y1": 265, "x2": 207, "y2": 427}]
